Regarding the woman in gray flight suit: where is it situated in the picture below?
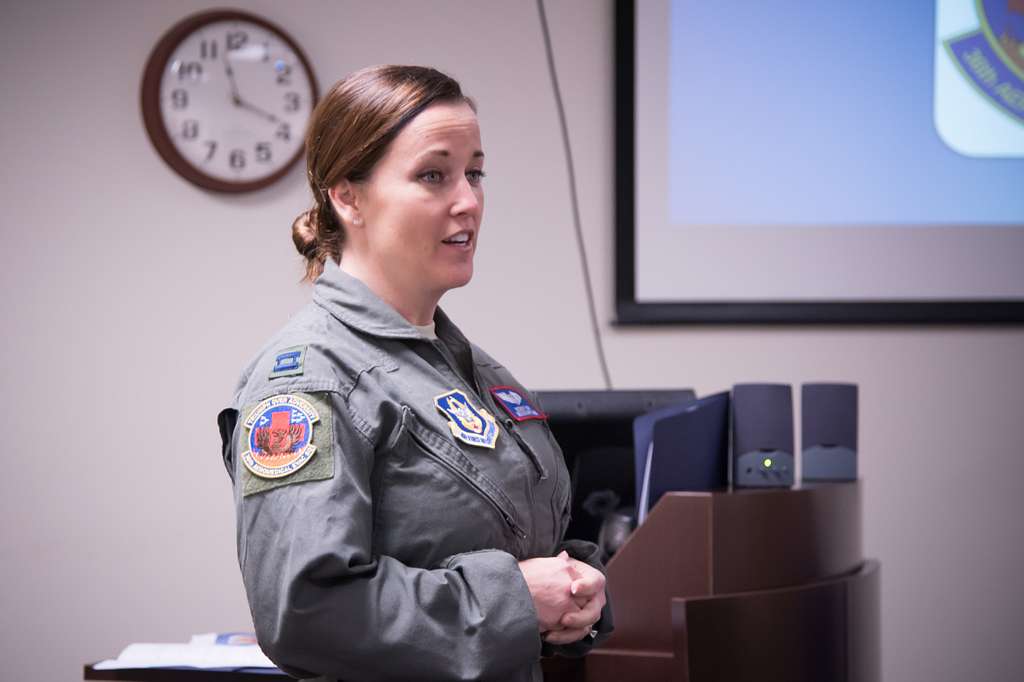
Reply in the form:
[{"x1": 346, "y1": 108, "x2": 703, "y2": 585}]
[{"x1": 218, "y1": 65, "x2": 612, "y2": 682}]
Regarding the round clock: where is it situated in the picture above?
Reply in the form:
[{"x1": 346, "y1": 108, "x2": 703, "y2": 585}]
[{"x1": 141, "y1": 10, "x2": 319, "y2": 193}]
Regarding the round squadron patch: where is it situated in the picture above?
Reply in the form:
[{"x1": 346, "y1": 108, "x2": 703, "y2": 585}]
[
  {"x1": 242, "y1": 394, "x2": 320, "y2": 479},
  {"x1": 434, "y1": 389, "x2": 499, "y2": 449}
]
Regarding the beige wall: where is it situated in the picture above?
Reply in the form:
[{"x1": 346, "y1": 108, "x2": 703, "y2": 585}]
[{"x1": 2, "y1": 2, "x2": 1022, "y2": 680}]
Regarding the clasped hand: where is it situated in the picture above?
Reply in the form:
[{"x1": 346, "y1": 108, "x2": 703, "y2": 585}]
[{"x1": 517, "y1": 550, "x2": 606, "y2": 645}]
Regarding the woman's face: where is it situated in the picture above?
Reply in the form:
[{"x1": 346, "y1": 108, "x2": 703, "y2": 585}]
[{"x1": 344, "y1": 100, "x2": 485, "y2": 305}]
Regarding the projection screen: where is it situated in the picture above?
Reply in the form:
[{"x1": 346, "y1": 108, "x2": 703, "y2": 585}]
[{"x1": 615, "y1": 0, "x2": 1024, "y2": 323}]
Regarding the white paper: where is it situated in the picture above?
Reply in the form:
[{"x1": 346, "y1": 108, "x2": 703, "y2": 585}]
[
  {"x1": 93, "y1": 634, "x2": 276, "y2": 670},
  {"x1": 637, "y1": 441, "x2": 654, "y2": 525}
]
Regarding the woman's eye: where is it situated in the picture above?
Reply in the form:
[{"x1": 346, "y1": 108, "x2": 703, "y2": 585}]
[
  {"x1": 419, "y1": 170, "x2": 444, "y2": 184},
  {"x1": 466, "y1": 169, "x2": 486, "y2": 185}
]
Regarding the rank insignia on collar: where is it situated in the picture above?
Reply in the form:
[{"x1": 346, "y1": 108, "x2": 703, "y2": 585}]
[
  {"x1": 434, "y1": 389, "x2": 499, "y2": 449},
  {"x1": 242, "y1": 394, "x2": 320, "y2": 478},
  {"x1": 490, "y1": 386, "x2": 546, "y2": 422}
]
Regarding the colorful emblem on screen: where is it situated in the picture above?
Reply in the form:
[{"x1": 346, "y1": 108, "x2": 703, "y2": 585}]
[
  {"x1": 943, "y1": 0, "x2": 1024, "y2": 126},
  {"x1": 242, "y1": 394, "x2": 319, "y2": 478},
  {"x1": 434, "y1": 389, "x2": 498, "y2": 448},
  {"x1": 489, "y1": 386, "x2": 546, "y2": 422}
]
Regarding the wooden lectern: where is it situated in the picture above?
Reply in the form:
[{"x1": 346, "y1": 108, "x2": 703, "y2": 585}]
[{"x1": 545, "y1": 482, "x2": 880, "y2": 682}]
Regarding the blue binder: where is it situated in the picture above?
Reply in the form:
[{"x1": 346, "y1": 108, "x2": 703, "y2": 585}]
[
  {"x1": 632, "y1": 396, "x2": 699, "y2": 509},
  {"x1": 634, "y1": 391, "x2": 730, "y2": 521}
]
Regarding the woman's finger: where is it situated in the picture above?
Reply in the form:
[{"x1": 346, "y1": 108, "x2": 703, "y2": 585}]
[
  {"x1": 568, "y1": 564, "x2": 605, "y2": 598},
  {"x1": 542, "y1": 626, "x2": 591, "y2": 645},
  {"x1": 559, "y1": 592, "x2": 604, "y2": 630}
]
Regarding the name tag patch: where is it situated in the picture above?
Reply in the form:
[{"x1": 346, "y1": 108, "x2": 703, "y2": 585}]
[
  {"x1": 490, "y1": 386, "x2": 546, "y2": 422},
  {"x1": 434, "y1": 389, "x2": 499, "y2": 449}
]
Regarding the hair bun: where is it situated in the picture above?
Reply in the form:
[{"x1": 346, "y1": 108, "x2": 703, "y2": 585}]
[{"x1": 291, "y1": 210, "x2": 319, "y2": 259}]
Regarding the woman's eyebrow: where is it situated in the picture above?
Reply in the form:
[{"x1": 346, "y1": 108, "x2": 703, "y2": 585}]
[{"x1": 417, "y1": 149, "x2": 486, "y2": 160}]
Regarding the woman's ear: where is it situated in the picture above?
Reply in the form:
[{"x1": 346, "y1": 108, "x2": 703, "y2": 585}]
[{"x1": 328, "y1": 181, "x2": 363, "y2": 228}]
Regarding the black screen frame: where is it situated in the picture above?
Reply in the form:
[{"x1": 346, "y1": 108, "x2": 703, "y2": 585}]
[{"x1": 613, "y1": 0, "x2": 1024, "y2": 325}]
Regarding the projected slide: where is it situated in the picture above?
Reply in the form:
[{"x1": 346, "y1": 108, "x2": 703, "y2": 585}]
[{"x1": 666, "y1": 0, "x2": 1023, "y2": 226}]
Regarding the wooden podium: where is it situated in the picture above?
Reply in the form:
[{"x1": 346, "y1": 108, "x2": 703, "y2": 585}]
[{"x1": 545, "y1": 482, "x2": 880, "y2": 682}]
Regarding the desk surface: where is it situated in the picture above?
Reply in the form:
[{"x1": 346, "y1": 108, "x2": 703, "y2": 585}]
[
  {"x1": 85, "y1": 659, "x2": 583, "y2": 682},
  {"x1": 84, "y1": 664, "x2": 286, "y2": 681}
]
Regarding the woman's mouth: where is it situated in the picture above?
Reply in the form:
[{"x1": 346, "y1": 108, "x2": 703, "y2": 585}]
[{"x1": 442, "y1": 232, "x2": 472, "y2": 247}]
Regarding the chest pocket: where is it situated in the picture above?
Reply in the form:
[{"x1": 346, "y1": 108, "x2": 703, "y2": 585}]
[
  {"x1": 512, "y1": 417, "x2": 572, "y2": 550},
  {"x1": 372, "y1": 406, "x2": 528, "y2": 567}
]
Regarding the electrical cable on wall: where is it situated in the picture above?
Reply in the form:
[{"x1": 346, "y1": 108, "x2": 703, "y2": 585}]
[{"x1": 536, "y1": 0, "x2": 614, "y2": 390}]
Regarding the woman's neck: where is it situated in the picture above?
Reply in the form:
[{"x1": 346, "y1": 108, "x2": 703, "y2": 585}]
[{"x1": 339, "y1": 255, "x2": 439, "y2": 326}]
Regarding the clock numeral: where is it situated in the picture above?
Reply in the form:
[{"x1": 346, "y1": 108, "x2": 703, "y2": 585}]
[
  {"x1": 200, "y1": 39, "x2": 219, "y2": 60},
  {"x1": 204, "y1": 141, "x2": 217, "y2": 162},
  {"x1": 171, "y1": 89, "x2": 188, "y2": 110},
  {"x1": 230, "y1": 149, "x2": 246, "y2": 169},
  {"x1": 255, "y1": 143, "x2": 272, "y2": 163},
  {"x1": 182, "y1": 119, "x2": 199, "y2": 140},
  {"x1": 177, "y1": 61, "x2": 203, "y2": 81},
  {"x1": 276, "y1": 63, "x2": 292, "y2": 85},
  {"x1": 227, "y1": 31, "x2": 248, "y2": 51},
  {"x1": 284, "y1": 92, "x2": 300, "y2": 112},
  {"x1": 276, "y1": 123, "x2": 291, "y2": 141}
]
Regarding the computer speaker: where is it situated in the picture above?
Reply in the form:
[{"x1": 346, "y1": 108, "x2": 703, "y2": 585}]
[
  {"x1": 732, "y1": 383, "x2": 794, "y2": 488},
  {"x1": 801, "y1": 383, "x2": 858, "y2": 481}
]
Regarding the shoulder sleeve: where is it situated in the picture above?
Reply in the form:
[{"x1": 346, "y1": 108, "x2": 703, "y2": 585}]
[{"x1": 234, "y1": 389, "x2": 542, "y2": 680}]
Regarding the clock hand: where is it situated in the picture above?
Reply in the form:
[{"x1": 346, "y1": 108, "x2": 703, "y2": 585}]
[
  {"x1": 223, "y1": 54, "x2": 243, "y2": 105},
  {"x1": 223, "y1": 52, "x2": 280, "y2": 124},
  {"x1": 236, "y1": 98, "x2": 282, "y2": 124}
]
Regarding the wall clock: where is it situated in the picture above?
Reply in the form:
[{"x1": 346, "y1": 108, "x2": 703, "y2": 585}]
[{"x1": 141, "y1": 10, "x2": 319, "y2": 193}]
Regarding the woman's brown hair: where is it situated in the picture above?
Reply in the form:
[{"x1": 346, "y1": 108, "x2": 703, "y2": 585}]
[{"x1": 292, "y1": 65, "x2": 474, "y2": 281}]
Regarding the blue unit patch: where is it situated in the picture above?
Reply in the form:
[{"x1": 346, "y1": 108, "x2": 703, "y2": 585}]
[
  {"x1": 270, "y1": 345, "x2": 306, "y2": 379},
  {"x1": 434, "y1": 389, "x2": 499, "y2": 449},
  {"x1": 490, "y1": 386, "x2": 546, "y2": 422}
]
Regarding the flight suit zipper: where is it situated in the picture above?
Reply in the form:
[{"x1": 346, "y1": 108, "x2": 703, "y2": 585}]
[{"x1": 408, "y1": 426, "x2": 528, "y2": 540}]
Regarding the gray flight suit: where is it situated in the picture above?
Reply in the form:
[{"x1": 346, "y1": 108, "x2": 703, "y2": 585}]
[{"x1": 218, "y1": 259, "x2": 613, "y2": 681}]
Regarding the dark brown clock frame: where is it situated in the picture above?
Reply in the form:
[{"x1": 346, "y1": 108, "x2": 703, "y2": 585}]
[{"x1": 140, "y1": 9, "x2": 320, "y2": 193}]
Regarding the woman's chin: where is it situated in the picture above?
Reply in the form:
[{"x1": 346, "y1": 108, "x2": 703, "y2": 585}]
[{"x1": 440, "y1": 266, "x2": 474, "y2": 292}]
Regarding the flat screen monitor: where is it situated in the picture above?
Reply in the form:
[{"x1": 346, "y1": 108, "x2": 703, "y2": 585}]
[{"x1": 536, "y1": 389, "x2": 696, "y2": 544}]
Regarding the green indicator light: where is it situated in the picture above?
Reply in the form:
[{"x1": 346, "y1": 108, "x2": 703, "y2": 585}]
[{"x1": 763, "y1": 458, "x2": 773, "y2": 468}]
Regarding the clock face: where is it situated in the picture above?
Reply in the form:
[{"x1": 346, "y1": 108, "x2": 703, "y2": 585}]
[{"x1": 141, "y1": 11, "x2": 319, "y2": 193}]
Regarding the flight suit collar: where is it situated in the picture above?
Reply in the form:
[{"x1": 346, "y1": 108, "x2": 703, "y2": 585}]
[{"x1": 312, "y1": 258, "x2": 471, "y2": 348}]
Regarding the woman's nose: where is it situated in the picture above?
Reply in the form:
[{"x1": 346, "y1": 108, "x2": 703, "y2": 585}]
[{"x1": 451, "y1": 176, "x2": 482, "y2": 216}]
